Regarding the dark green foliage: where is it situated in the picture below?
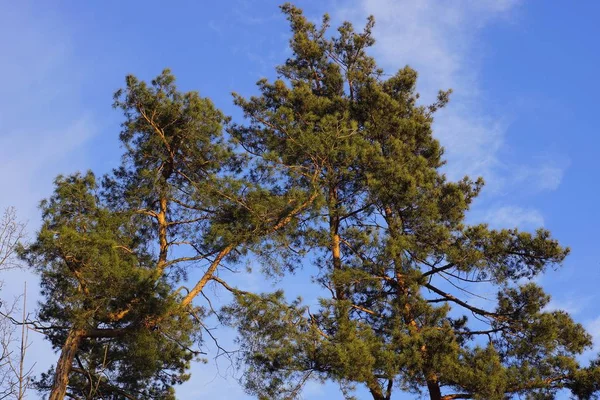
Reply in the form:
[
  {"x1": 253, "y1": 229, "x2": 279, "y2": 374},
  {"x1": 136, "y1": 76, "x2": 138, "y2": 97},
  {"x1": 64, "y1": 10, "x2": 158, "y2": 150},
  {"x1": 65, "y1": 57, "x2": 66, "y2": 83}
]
[
  {"x1": 225, "y1": 4, "x2": 600, "y2": 400},
  {"x1": 107, "y1": 69, "x2": 233, "y2": 257},
  {"x1": 22, "y1": 172, "x2": 196, "y2": 398}
]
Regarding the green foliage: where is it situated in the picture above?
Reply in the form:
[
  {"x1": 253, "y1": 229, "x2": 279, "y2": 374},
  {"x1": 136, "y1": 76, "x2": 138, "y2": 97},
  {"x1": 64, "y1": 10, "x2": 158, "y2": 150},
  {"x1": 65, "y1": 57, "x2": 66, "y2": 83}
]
[
  {"x1": 225, "y1": 4, "x2": 600, "y2": 400},
  {"x1": 24, "y1": 65, "x2": 322, "y2": 398},
  {"x1": 23, "y1": 70, "x2": 261, "y2": 398},
  {"x1": 22, "y1": 172, "x2": 197, "y2": 398}
]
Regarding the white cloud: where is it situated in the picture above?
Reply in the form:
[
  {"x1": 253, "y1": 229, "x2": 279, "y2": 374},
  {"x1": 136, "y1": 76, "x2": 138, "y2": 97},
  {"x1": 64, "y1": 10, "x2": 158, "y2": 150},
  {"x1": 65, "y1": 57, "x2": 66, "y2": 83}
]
[
  {"x1": 481, "y1": 205, "x2": 545, "y2": 229},
  {"x1": 512, "y1": 162, "x2": 568, "y2": 192},
  {"x1": 543, "y1": 295, "x2": 590, "y2": 316},
  {"x1": 586, "y1": 316, "x2": 600, "y2": 352},
  {"x1": 339, "y1": 0, "x2": 518, "y2": 97},
  {"x1": 434, "y1": 110, "x2": 506, "y2": 181}
]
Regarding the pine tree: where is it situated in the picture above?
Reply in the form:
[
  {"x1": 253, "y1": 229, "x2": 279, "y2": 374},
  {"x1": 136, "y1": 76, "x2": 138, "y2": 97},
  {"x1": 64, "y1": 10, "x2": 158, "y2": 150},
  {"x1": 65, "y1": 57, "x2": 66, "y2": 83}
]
[
  {"x1": 23, "y1": 172, "x2": 195, "y2": 399},
  {"x1": 22, "y1": 70, "x2": 316, "y2": 399},
  {"x1": 226, "y1": 4, "x2": 600, "y2": 400}
]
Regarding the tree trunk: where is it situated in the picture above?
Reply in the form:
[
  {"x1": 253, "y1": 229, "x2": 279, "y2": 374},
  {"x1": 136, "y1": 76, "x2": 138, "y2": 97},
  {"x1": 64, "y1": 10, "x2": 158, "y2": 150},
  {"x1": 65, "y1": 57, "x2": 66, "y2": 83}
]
[
  {"x1": 426, "y1": 376, "x2": 442, "y2": 400},
  {"x1": 49, "y1": 328, "x2": 85, "y2": 400},
  {"x1": 156, "y1": 195, "x2": 169, "y2": 275},
  {"x1": 368, "y1": 387, "x2": 386, "y2": 400},
  {"x1": 329, "y1": 186, "x2": 345, "y2": 300},
  {"x1": 367, "y1": 378, "x2": 386, "y2": 400}
]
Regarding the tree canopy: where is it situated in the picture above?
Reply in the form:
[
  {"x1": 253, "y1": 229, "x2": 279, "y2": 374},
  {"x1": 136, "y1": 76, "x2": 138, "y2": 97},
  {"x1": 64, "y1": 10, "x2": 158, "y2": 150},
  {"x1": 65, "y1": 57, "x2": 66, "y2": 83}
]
[
  {"x1": 14, "y1": 3, "x2": 600, "y2": 400},
  {"x1": 21, "y1": 68, "x2": 315, "y2": 399}
]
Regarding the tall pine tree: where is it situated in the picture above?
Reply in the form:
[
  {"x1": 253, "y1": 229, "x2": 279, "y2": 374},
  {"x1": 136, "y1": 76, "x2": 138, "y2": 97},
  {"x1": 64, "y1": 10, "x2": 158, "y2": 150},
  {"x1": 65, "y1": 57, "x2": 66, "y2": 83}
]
[
  {"x1": 226, "y1": 4, "x2": 600, "y2": 400},
  {"x1": 22, "y1": 70, "x2": 316, "y2": 399}
]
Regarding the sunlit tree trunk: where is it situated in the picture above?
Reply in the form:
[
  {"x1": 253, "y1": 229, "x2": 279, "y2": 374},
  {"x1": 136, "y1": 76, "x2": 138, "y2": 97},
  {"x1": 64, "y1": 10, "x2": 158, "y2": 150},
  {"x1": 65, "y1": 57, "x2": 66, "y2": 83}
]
[{"x1": 49, "y1": 328, "x2": 85, "y2": 400}]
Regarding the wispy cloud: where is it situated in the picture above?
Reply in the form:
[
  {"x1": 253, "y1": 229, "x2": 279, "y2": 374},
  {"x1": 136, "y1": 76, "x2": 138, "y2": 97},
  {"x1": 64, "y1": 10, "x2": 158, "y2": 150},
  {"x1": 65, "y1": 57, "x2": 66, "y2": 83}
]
[
  {"x1": 511, "y1": 161, "x2": 568, "y2": 192},
  {"x1": 543, "y1": 295, "x2": 590, "y2": 316},
  {"x1": 339, "y1": 0, "x2": 519, "y2": 97},
  {"x1": 585, "y1": 316, "x2": 600, "y2": 352},
  {"x1": 479, "y1": 205, "x2": 545, "y2": 229}
]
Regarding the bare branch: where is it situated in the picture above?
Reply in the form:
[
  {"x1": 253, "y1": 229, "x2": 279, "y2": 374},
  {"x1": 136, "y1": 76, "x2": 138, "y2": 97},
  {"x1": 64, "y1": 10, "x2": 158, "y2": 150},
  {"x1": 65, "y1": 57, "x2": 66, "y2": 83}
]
[{"x1": 0, "y1": 207, "x2": 26, "y2": 271}]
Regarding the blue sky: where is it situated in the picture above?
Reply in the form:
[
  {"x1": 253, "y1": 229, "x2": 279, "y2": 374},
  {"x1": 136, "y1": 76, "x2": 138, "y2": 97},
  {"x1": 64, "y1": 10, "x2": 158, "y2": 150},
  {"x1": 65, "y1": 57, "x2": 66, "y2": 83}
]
[{"x1": 1, "y1": 0, "x2": 599, "y2": 399}]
